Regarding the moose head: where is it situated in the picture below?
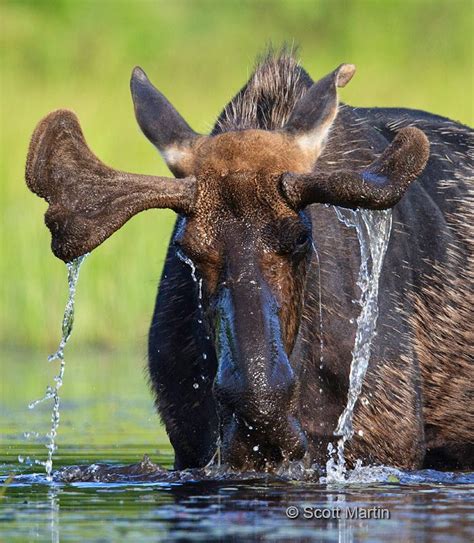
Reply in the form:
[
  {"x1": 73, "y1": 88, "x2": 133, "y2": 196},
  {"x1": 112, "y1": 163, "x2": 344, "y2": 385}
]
[{"x1": 26, "y1": 63, "x2": 429, "y2": 469}]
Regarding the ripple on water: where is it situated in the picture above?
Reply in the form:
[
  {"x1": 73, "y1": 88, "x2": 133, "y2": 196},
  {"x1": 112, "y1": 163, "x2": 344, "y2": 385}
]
[
  {"x1": 4, "y1": 456, "x2": 474, "y2": 486},
  {"x1": 2, "y1": 453, "x2": 474, "y2": 543}
]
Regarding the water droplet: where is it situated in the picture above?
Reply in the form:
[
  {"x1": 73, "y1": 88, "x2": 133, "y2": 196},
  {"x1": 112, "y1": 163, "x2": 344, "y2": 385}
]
[
  {"x1": 253, "y1": 445, "x2": 259, "y2": 452},
  {"x1": 193, "y1": 383, "x2": 199, "y2": 389}
]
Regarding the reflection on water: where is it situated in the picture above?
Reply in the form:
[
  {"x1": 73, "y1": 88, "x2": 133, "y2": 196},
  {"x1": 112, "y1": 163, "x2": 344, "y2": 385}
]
[{"x1": 1, "y1": 447, "x2": 474, "y2": 543}]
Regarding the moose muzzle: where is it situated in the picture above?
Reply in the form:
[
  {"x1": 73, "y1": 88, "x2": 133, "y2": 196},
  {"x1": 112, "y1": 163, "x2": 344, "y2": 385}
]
[{"x1": 213, "y1": 258, "x2": 307, "y2": 468}]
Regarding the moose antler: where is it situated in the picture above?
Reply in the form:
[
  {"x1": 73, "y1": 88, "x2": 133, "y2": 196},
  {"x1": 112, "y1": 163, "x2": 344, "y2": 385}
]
[
  {"x1": 25, "y1": 110, "x2": 196, "y2": 262},
  {"x1": 281, "y1": 126, "x2": 430, "y2": 210}
]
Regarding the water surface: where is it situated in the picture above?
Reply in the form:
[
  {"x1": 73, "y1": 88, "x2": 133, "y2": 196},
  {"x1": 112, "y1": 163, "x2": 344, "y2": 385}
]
[{"x1": 1, "y1": 350, "x2": 473, "y2": 542}]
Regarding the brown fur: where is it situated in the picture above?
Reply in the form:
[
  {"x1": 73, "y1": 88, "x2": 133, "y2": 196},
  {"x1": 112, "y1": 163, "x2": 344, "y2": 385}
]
[
  {"x1": 350, "y1": 355, "x2": 426, "y2": 469},
  {"x1": 192, "y1": 130, "x2": 315, "y2": 175},
  {"x1": 215, "y1": 49, "x2": 308, "y2": 133},
  {"x1": 412, "y1": 180, "x2": 474, "y2": 452}
]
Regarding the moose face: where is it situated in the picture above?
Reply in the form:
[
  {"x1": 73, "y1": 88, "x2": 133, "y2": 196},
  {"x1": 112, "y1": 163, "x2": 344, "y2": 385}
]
[
  {"x1": 173, "y1": 132, "x2": 314, "y2": 467},
  {"x1": 175, "y1": 128, "x2": 314, "y2": 343},
  {"x1": 25, "y1": 62, "x2": 429, "y2": 470}
]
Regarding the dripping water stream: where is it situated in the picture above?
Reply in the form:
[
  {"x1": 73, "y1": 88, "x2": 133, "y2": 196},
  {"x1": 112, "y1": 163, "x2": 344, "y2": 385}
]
[
  {"x1": 326, "y1": 207, "x2": 392, "y2": 482},
  {"x1": 23, "y1": 254, "x2": 87, "y2": 481},
  {"x1": 177, "y1": 249, "x2": 222, "y2": 468}
]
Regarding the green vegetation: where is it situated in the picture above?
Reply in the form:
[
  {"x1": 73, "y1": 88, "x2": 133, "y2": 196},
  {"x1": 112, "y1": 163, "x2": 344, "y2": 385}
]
[{"x1": 1, "y1": 0, "x2": 472, "y2": 350}]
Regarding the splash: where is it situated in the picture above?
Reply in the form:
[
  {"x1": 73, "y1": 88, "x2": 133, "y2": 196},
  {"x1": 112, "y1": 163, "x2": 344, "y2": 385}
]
[
  {"x1": 327, "y1": 208, "x2": 392, "y2": 482},
  {"x1": 24, "y1": 255, "x2": 87, "y2": 481}
]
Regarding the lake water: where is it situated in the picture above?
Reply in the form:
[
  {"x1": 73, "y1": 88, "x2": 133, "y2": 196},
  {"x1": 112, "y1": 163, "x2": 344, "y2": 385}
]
[{"x1": 1, "y1": 349, "x2": 473, "y2": 542}]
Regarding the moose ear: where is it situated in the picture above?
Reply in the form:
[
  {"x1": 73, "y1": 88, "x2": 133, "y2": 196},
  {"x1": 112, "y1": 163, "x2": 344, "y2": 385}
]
[
  {"x1": 130, "y1": 67, "x2": 199, "y2": 177},
  {"x1": 284, "y1": 63, "x2": 355, "y2": 163}
]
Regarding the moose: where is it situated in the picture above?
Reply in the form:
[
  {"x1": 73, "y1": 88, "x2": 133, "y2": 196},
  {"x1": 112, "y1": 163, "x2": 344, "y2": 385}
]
[{"x1": 26, "y1": 50, "x2": 473, "y2": 472}]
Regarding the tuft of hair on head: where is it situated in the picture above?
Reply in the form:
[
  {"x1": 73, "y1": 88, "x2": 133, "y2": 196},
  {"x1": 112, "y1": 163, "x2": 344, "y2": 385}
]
[{"x1": 213, "y1": 43, "x2": 313, "y2": 134}]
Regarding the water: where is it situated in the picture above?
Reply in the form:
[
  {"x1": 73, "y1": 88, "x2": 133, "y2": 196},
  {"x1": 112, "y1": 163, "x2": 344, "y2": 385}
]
[
  {"x1": 23, "y1": 256, "x2": 87, "y2": 480},
  {"x1": 176, "y1": 249, "x2": 204, "y2": 324},
  {"x1": 1, "y1": 441, "x2": 473, "y2": 542},
  {"x1": 329, "y1": 208, "x2": 393, "y2": 481}
]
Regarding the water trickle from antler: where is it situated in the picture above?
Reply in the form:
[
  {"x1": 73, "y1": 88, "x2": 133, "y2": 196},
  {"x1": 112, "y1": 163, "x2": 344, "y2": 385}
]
[
  {"x1": 25, "y1": 255, "x2": 87, "y2": 481},
  {"x1": 177, "y1": 250, "x2": 204, "y2": 320},
  {"x1": 327, "y1": 208, "x2": 392, "y2": 481}
]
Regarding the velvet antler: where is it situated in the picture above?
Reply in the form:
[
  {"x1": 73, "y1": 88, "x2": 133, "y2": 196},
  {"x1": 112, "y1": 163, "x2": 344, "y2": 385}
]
[
  {"x1": 281, "y1": 127, "x2": 430, "y2": 210},
  {"x1": 25, "y1": 110, "x2": 196, "y2": 262}
]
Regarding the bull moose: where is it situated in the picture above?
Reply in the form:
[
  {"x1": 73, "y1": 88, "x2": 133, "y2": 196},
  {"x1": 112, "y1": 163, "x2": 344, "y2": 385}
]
[{"x1": 26, "y1": 50, "x2": 473, "y2": 472}]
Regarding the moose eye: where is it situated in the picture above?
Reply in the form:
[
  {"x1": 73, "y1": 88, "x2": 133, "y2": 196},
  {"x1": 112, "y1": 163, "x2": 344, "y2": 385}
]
[
  {"x1": 295, "y1": 231, "x2": 310, "y2": 247},
  {"x1": 274, "y1": 219, "x2": 311, "y2": 256}
]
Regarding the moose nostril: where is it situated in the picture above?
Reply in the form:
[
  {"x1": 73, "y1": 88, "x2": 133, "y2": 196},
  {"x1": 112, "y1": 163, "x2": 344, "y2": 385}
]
[
  {"x1": 222, "y1": 412, "x2": 308, "y2": 469},
  {"x1": 215, "y1": 377, "x2": 296, "y2": 421}
]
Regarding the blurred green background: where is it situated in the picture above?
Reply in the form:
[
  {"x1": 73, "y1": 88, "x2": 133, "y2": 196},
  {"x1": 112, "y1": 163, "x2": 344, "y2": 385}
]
[{"x1": 0, "y1": 1, "x2": 472, "y2": 452}]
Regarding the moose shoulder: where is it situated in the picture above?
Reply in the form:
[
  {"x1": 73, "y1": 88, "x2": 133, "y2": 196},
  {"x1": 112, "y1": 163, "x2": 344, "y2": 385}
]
[{"x1": 26, "y1": 51, "x2": 473, "y2": 472}]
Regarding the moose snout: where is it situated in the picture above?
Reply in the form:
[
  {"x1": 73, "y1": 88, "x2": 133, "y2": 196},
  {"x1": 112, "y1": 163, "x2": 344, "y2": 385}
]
[
  {"x1": 214, "y1": 324, "x2": 308, "y2": 467},
  {"x1": 215, "y1": 371, "x2": 308, "y2": 468},
  {"x1": 214, "y1": 353, "x2": 297, "y2": 420},
  {"x1": 212, "y1": 258, "x2": 307, "y2": 468}
]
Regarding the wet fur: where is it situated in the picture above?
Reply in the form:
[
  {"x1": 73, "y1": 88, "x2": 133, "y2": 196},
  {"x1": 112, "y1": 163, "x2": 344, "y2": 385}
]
[{"x1": 148, "y1": 50, "x2": 473, "y2": 470}]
